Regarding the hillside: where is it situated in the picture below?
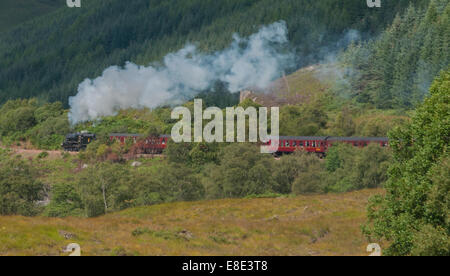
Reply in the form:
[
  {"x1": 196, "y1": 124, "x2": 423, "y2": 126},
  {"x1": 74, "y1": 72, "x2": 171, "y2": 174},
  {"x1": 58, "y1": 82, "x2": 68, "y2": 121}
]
[
  {"x1": 0, "y1": 189, "x2": 383, "y2": 256},
  {"x1": 339, "y1": 0, "x2": 449, "y2": 108},
  {"x1": 0, "y1": 0, "x2": 429, "y2": 105},
  {"x1": 0, "y1": 0, "x2": 61, "y2": 33},
  {"x1": 240, "y1": 65, "x2": 333, "y2": 107}
]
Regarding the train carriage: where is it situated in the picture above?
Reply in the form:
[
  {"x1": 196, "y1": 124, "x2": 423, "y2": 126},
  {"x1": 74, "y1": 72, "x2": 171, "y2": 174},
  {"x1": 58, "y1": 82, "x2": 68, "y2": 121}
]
[
  {"x1": 63, "y1": 133, "x2": 388, "y2": 156},
  {"x1": 266, "y1": 136, "x2": 389, "y2": 157},
  {"x1": 109, "y1": 133, "x2": 170, "y2": 154},
  {"x1": 274, "y1": 136, "x2": 329, "y2": 157}
]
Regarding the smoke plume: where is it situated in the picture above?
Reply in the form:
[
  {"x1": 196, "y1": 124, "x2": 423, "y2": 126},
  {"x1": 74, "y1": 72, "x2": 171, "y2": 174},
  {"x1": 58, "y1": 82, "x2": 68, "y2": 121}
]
[{"x1": 68, "y1": 21, "x2": 293, "y2": 124}]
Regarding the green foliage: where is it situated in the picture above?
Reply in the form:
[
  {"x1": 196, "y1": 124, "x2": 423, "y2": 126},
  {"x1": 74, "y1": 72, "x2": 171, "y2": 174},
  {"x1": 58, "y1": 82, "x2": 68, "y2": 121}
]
[
  {"x1": 188, "y1": 142, "x2": 220, "y2": 167},
  {"x1": 165, "y1": 141, "x2": 193, "y2": 164},
  {"x1": 42, "y1": 157, "x2": 205, "y2": 218},
  {"x1": 411, "y1": 224, "x2": 450, "y2": 256},
  {"x1": 0, "y1": 0, "x2": 60, "y2": 33},
  {"x1": 44, "y1": 182, "x2": 84, "y2": 217},
  {"x1": 0, "y1": 99, "x2": 37, "y2": 137},
  {"x1": 166, "y1": 140, "x2": 220, "y2": 168},
  {"x1": 328, "y1": 106, "x2": 356, "y2": 137},
  {"x1": 204, "y1": 143, "x2": 276, "y2": 198},
  {"x1": 80, "y1": 138, "x2": 124, "y2": 163},
  {"x1": 244, "y1": 192, "x2": 283, "y2": 199},
  {"x1": 156, "y1": 163, "x2": 205, "y2": 202},
  {"x1": 0, "y1": 99, "x2": 69, "y2": 149},
  {"x1": 195, "y1": 82, "x2": 240, "y2": 108},
  {"x1": 364, "y1": 69, "x2": 449, "y2": 256},
  {"x1": 0, "y1": 0, "x2": 427, "y2": 105},
  {"x1": 290, "y1": 153, "x2": 327, "y2": 194},
  {"x1": 273, "y1": 151, "x2": 325, "y2": 194},
  {"x1": 325, "y1": 143, "x2": 391, "y2": 193},
  {"x1": 76, "y1": 163, "x2": 133, "y2": 217},
  {"x1": 37, "y1": 151, "x2": 49, "y2": 159},
  {"x1": 280, "y1": 99, "x2": 328, "y2": 136},
  {"x1": 355, "y1": 113, "x2": 410, "y2": 137},
  {"x1": 325, "y1": 147, "x2": 341, "y2": 172},
  {"x1": 78, "y1": 107, "x2": 175, "y2": 138},
  {"x1": 0, "y1": 154, "x2": 44, "y2": 216},
  {"x1": 339, "y1": 0, "x2": 449, "y2": 109}
]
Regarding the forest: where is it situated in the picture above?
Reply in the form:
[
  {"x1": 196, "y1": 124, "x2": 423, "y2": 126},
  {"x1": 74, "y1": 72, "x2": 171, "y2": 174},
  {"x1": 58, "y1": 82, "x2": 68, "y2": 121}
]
[{"x1": 0, "y1": 0, "x2": 432, "y2": 105}]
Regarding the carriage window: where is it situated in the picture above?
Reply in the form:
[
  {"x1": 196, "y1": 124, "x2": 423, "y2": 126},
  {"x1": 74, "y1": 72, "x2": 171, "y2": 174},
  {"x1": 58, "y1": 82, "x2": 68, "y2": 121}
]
[
  {"x1": 285, "y1": 141, "x2": 290, "y2": 147},
  {"x1": 312, "y1": 141, "x2": 316, "y2": 147},
  {"x1": 300, "y1": 141, "x2": 304, "y2": 147},
  {"x1": 306, "y1": 141, "x2": 310, "y2": 147},
  {"x1": 162, "y1": 139, "x2": 166, "y2": 144},
  {"x1": 293, "y1": 141, "x2": 297, "y2": 147}
]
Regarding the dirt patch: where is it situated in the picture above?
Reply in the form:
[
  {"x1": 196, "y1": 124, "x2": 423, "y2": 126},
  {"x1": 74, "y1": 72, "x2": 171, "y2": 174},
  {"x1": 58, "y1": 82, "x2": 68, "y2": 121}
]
[{"x1": 3, "y1": 147, "x2": 77, "y2": 160}]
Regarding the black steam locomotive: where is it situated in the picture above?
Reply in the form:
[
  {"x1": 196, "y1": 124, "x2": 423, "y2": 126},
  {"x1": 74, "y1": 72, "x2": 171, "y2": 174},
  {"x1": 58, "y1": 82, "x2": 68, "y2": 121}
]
[{"x1": 61, "y1": 132, "x2": 96, "y2": 152}]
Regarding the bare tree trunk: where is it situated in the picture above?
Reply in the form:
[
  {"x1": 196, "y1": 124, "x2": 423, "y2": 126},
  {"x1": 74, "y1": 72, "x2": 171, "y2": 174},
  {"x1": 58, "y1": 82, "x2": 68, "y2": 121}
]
[
  {"x1": 101, "y1": 179, "x2": 108, "y2": 213},
  {"x1": 283, "y1": 71, "x2": 291, "y2": 95}
]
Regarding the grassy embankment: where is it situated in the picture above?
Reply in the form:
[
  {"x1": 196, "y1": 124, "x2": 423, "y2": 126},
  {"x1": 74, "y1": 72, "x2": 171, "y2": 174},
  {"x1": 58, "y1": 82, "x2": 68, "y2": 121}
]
[{"x1": 0, "y1": 189, "x2": 383, "y2": 256}]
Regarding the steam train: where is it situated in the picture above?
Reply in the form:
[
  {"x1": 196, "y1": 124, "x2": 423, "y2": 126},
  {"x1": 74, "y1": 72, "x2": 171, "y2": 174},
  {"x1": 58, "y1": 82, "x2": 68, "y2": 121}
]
[
  {"x1": 61, "y1": 132, "x2": 96, "y2": 152},
  {"x1": 62, "y1": 132, "x2": 388, "y2": 155},
  {"x1": 269, "y1": 136, "x2": 389, "y2": 157}
]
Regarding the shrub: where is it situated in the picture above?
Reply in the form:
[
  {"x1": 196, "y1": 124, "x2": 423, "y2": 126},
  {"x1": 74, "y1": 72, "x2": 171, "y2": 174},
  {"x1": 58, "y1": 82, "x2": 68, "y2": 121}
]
[
  {"x1": 324, "y1": 143, "x2": 391, "y2": 193},
  {"x1": 204, "y1": 143, "x2": 276, "y2": 198},
  {"x1": 44, "y1": 182, "x2": 84, "y2": 217},
  {"x1": 363, "y1": 70, "x2": 450, "y2": 256},
  {"x1": 0, "y1": 156, "x2": 44, "y2": 216},
  {"x1": 37, "y1": 151, "x2": 49, "y2": 159},
  {"x1": 290, "y1": 152, "x2": 327, "y2": 194}
]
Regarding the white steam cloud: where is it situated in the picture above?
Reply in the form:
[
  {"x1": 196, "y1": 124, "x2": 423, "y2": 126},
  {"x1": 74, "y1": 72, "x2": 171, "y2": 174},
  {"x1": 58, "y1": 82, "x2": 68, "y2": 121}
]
[{"x1": 68, "y1": 21, "x2": 293, "y2": 124}]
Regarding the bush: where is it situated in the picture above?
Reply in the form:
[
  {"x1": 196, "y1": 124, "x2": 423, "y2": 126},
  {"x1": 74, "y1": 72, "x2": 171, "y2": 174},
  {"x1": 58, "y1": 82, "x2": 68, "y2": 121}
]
[
  {"x1": 44, "y1": 182, "x2": 84, "y2": 217},
  {"x1": 363, "y1": 70, "x2": 450, "y2": 256},
  {"x1": 0, "y1": 156, "x2": 44, "y2": 216},
  {"x1": 291, "y1": 154, "x2": 326, "y2": 194},
  {"x1": 0, "y1": 99, "x2": 37, "y2": 136},
  {"x1": 411, "y1": 224, "x2": 450, "y2": 256},
  {"x1": 76, "y1": 163, "x2": 132, "y2": 217},
  {"x1": 324, "y1": 143, "x2": 391, "y2": 193},
  {"x1": 274, "y1": 151, "x2": 327, "y2": 194},
  {"x1": 37, "y1": 151, "x2": 49, "y2": 159},
  {"x1": 204, "y1": 143, "x2": 276, "y2": 198},
  {"x1": 0, "y1": 99, "x2": 69, "y2": 149}
]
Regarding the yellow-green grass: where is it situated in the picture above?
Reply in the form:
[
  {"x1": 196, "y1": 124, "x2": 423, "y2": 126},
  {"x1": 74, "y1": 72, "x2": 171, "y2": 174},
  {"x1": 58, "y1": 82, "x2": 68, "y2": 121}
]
[
  {"x1": 246, "y1": 64, "x2": 335, "y2": 107},
  {"x1": 0, "y1": 189, "x2": 383, "y2": 256},
  {"x1": 282, "y1": 65, "x2": 332, "y2": 97}
]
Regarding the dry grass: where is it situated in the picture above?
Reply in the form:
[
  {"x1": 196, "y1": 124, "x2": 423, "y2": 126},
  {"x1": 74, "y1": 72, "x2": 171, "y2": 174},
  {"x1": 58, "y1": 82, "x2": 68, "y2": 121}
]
[
  {"x1": 241, "y1": 65, "x2": 333, "y2": 107},
  {"x1": 0, "y1": 189, "x2": 383, "y2": 256}
]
